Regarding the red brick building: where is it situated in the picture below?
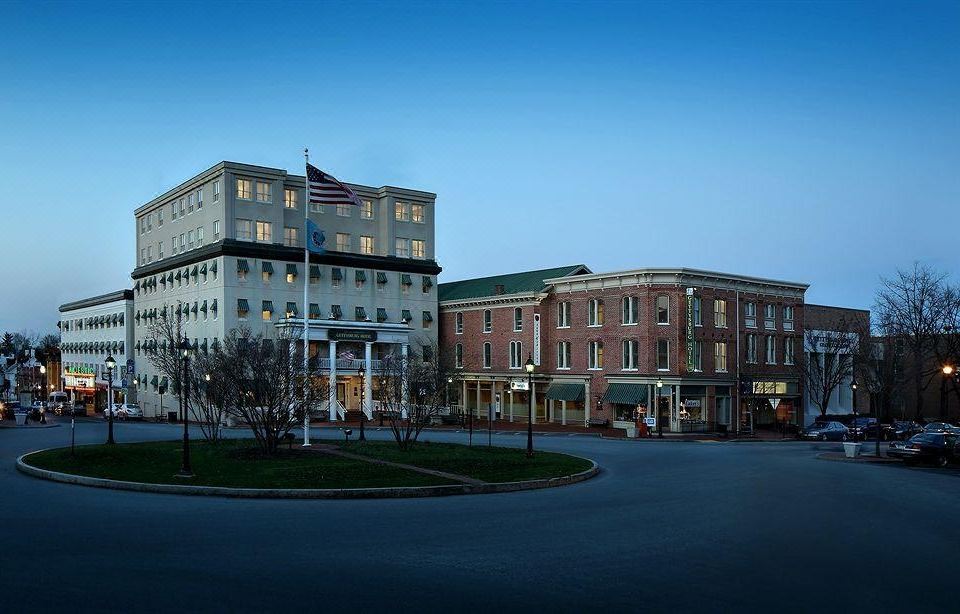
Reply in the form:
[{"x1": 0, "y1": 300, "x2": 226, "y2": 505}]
[{"x1": 440, "y1": 266, "x2": 809, "y2": 434}]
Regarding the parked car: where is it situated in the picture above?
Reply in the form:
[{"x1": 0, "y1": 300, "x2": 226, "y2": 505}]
[
  {"x1": 847, "y1": 417, "x2": 879, "y2": 439},
  {"x1": 113, "y1": 403, "x2": 143, "y2": 420},
  {"x1": 802, "y1": 421, "x2": 850, "y2": 441},
  {"x1": 922, "y1": 422, "x2": 960, "y2": 434},
  {"x1": 887, "y1": 432, "x2": 960, "y2": 467}
]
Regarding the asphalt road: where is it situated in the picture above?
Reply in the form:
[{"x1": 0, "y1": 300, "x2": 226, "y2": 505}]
[{"x1": 1, "y1": 421, "x2": 957, "y2": 613}]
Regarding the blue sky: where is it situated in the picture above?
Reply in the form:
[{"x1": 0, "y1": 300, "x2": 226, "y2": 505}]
[{"x1": 1, "y1": 0, "x2": 958, "y2": 334}]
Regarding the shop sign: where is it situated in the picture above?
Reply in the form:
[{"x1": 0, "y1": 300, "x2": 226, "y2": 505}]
[
  {"x1": 65, "y1": 374, "x2": 94, "y2": 389},
  {"x1": 533, "y1": 313, "x2": 541, "y2": 366},
  {"x1": 510, "y1": 379, "x2": 529, "y2": 391},
  {"x1": 327, "y1": 329, "x2": 378, "y2": 343},
  {"x1": 685, "y1": 289, "x2": 695, "y2": 371},
  {"x1": 65, "y1": 365, "x2": 95, "y2": 376},
  {"x1": 683, "y1": 399, "x2": 701, "y2": 408},
  {"x1": 644, "y1": 417, "x2": 657, "y2": 427}
]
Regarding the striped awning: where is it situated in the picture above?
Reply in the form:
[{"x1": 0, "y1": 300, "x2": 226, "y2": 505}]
[
  {"x1": 604, "y1": 383, "x2": 649, "y2": 405},
  {"x1": 545, "y1": 383, "x2": 585, "y2": 402}
]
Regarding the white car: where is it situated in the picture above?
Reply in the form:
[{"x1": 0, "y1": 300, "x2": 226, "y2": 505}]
[{"x1": 113, "y1": 403, "x2": 143, "y2": 420}]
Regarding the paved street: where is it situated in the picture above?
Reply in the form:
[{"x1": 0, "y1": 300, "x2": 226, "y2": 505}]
[{"x1": 1, "y1": 421, "x2": 957, "y2": 613}]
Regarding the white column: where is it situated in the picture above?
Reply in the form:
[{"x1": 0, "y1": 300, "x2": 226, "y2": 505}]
[
  {"x1": 328, "y1": 340, "x2": 337, "y2": 422},
  {"x1": 401, "y1": 343, "x2": 409, "y2": 418},
  {"x1": 561, "y1": 400, "x2": 567, "y2": 426},
  {"x1": 675, "y1": 382, "x2": 681, "y2": 433},
  {"x1": 509, "y1": 389, "x2": 514, "y2": 422},
  {"x1": 584, "y1": 379, "x2": 591, "y2": 426},
  {"x1": 363, "y1": 342, "x2": 373, "y2": 419},
  {"x1": 462, "y1": 379, "x2": 468, "y2": 416},
  {"x1": 476, "y1": 380, "x2": 482, "y2": 418},
  {"x1": 530, "y1": 380, "x2": 537, "y2": 424}
]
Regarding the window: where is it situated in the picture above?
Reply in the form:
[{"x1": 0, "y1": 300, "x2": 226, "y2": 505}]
[
  {"x1": 783, "y1": 306, "x2": 795, "y2": 331},
  {"x1": 262, "y1": 300, "x2": 273, "y2": 321},
  {"x1": 336, "y1": 233, "x2": 350, "y2": 252},
  {"x1": 656, "y1": 295, "x2": 670, "y2": 324},
  {"x1": 336, "y1": 203, "x2": 351, "y2": 217},
  {"x1": 237, "y1": 298, "x2": 249, "y2": 320},
  {"x1": 746, "y1": 334, "x2": 757, "y2": 363},
  {"x1": 360, "y1": 235, "x2": 375, "y2": 255},
  {"x1": 284, "y1": 226, "x2": 298, "y2": 247},
  {"x1": 196, "y1": 226, "x2": 203, "y2": 247},
  {"x1": 395, "y1": 237, "x2": 409, "y2": 258},
  {"x1": 158, "y1": 242, "x2": 164, "y2": 260},
  {"x1": 657, "y1": 339, "x2": 670, "y2": 370},
  {"x1": 236, "y1": 219, "x2": 252, "y2": 241},
  {"x1": 745, "y1": 302, "x2": 757, "y2": 328},
  {"x1": 621, "y1": 296, "x2": 638, "y2": 325},
  {"x1": 355, "y1": 270, "x2": 366, "y2": 289},
  {"x1": 213, "y1": 180, "x2": 220, "y2": 202},
  {"x1": 213, "y1": 220, "x2": 220, "y2": 240},
  {"x1": 715, "y1": 342, "x2": 727, "y2": 372},
  {"x1": 411, "y1": 239, "x2": 425, "y2": 259},
  {"x1": 261, "y1": 261, "x2": 273, "y2": 283},
  {"x1": 146, "y1": 245, "x2": 152, "y2": 263},
  {"x1": 693, "y1": 296, "x2": 702, "y2": 326},
  {"x1": 196, "y1": 189, "x2": 203, "y2": 210},
  {"x1": 170, "y1": 202, "x2": 176, "y2": 219},
  {"x1": 557, "y1": 301, "x2": 571, "y2": 328},
  {"x1": 691, "y1": 340, "x2": 703, "y2": 371},
  {"x1": 256, "y1": 221, "x2": 272, "y2": 243},
  {"x1": 284, "y1": 188, "x2": 297, "y2": 209},
  {"x1": 483, "y1": 309, "x2": 492, "y2": 332},
  {"x1": 455, "y1": 343, "x2": 463, "y2": 368},
  {"x1": 483, "y1": 342, "x2": 492, "y2": 368},
  {"x1": 557, "y1": 341, "x2": 572, "y2": 369},
  {"x1": 765, "y1": 336, "x2": 777, "y2": 364},
  {"x1": 187, "y1": 193, "x2": 194, "y2": 214},
  {"x1": 179, "y1": 198, "x2": 185, "y2": 217},
  {"x1": 765, "y1": 304, "x2": 776, "y2": 329},
  {"x1": 187, "y1": 230, "x2": 194, "y2": 249},
  {"x1": 509, "y1": 341, "x2": 523, "y2": 369},
  {"x1": 286, "y1": 264, "x2": 297, "y2": 283},
  {"x1": 236, "y1": 178, "x2": 252, "y2": 200},
  {"x1": 411, "y1": 203, "x2": 425, "y2": 223},
  {"x1": 361, "y1": 200, "x2": 374, "y2": 219},
  {"x1": 588, "y1": 341, "x2": 604, "y2": 370},
  {"x1": 622, "y1": 339, "x2": 638, "y2": 370},
  {"x1": 714, "y1": 299, "x2": 727, "y2": 328},
  {"x1": 256, "y1": 181, "x2": 271, "y2": 203},
  {"x1": 140, "y1": 217, "x2": 146, "y2": 235},
  {"x1": 455, "y1": 312, "x2": 463, "y2": 334},
  {"x1": 785, "y1": 337, "x2": 795, "y2": 365},
  {"x1": 158, "y1": 210, "x2": 163, "y2": 227},
  {"x1": 514, "y1": 307, "x2": 523, "y2": 332},
  {"x1": 588, "y1": 298, "x2": 604, "y2": 326},
  {"x1": 395, "y1": 201, "x2": 409, "y2": 221},
  {"x1": 331, "y1": 267, "x2": 342, "y2": 289}
]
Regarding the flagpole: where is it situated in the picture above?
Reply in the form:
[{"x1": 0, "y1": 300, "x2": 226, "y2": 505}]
[{"x1": 302, "y1": 147, "x2": 312, "y2": 447}]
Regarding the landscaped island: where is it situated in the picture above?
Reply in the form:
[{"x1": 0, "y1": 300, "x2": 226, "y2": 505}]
[{"x1": 22, "y1": 439, "x2": 595, "y2": 491}]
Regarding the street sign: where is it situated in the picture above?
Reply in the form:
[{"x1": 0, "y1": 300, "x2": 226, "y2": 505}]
[
  {"x1": 510, "y1": 380, "x2": 529, "y2": 391},
  {"x1": 769, "y1": 398, "x2": 781, "y2": 411}
]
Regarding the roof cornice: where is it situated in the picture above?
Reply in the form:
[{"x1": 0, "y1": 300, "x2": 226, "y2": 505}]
[
  {"x1": 59, "y1": 290, "x2": 134, "y2": 313},
  {"x1": 546, "y1": 267, "x2": 808, "y2": 297}
]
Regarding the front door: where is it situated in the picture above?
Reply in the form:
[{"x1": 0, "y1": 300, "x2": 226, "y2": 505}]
[{"x1": 337, "y1": 382, "x2": 347, "y2": 409}]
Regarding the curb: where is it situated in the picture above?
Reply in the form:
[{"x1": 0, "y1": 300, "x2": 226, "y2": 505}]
[
  {"x1": 815, "y1": 452, "x2": 901, "y2": 464},
  {"x1": 0, "y1": 423, "x2": 61, "y2": 430},
  {"x1": 15, "y1": 448, "x2": 600, "y2": 500}
]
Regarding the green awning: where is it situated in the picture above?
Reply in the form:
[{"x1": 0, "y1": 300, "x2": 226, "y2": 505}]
[
  {"x1": 377, "y1": 308, "x2": 388, "y2": 322},
  {"x1": 545, "y1": 383, "x2": 585, "y2": 402},
  {"x1": 286, "y1": 302, "x2": 298, "y2": 316},
  {"x1": 376, "y1": 272, "x2": 388, "y2": 284},
  {"x1": 604, "y1": 383, "x2": 649, "y2": 405},
  {"x1": 422, "y1": 310, "x2": 433, "y2": 322},
  {"x1": 262, "y1": 300, "x2": 274, "y2": 312},
  {"x1": 150, "y1": 375, "x2": 158, "y2": 387},
  {"x1": 237, "y1": 299, "x2": 250, "y2": 312},
  {"x1": 331, "y1": 267, "x2": 342, "y2": 281},
  {"x1": 262, "y1": 261, "x2": 273, "y2": 274},
  {"x1": 355, "y1": 306, "x2": 367, "y2": 320},
  {"x1": 422, "y1": 276, "x2": 433, "y2": 288},
  {"x1": 191, "y1": 265, "x2": 198, "y2": 277},
  {"x1": 237, "y1": 259, "x2": 249, "y2": 273},
  {"x1": 355, "y1": 270, "x2": 366, "y2": 282},
  {"x1": 401, "y1": 309, "x2": 412, "y2": 321},
  {"x1": 331, "y1": 304, "x2": 342, "y2": 318},
  {"x1": 286, "y1": 263, "x2": 297, "y2": 276},
  {"x1": 309, "y1": 265, "x2": 322, "y2": 279},
  {"x1": 309, "y1": 303, "x2": 321, "y2": 319},
  {"x1": 401, "y1": 274, "x2": 412, "y2": 286}
]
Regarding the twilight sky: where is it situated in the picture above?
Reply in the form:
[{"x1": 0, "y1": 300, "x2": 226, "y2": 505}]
[{"x1": 1, "y1": 0, "x2": 958, "y2": 335}]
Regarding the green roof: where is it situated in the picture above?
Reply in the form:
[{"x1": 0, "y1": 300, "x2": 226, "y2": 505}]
[{"x1": 438, "y1": 265, "x2": 590, "y2": 302}]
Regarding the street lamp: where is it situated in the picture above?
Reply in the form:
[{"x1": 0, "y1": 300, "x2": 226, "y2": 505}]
[
  {"x1": 940, "y1": 365, "x2": 954, "y2": 421},
  {"x1": 104, "y1": 355, "x2": 116, "y2": 445},
  {"x1": 379, "y1": 378, "x2": 386, "y2": 426},
  {"x1": 178, "y1": 338, "x2": 194, "y2": 477},
  {"x1": 656, "y1": 378, "x2": 664, "y2": 438},
  {"x1": 525, "y1": 355, "x2": 535, "y2": 458},
  {"x1": 358, "y1": 365, "x2": 366, "y2": 442},
  {"x1": 850, "y1": 381, "x2": 858, "y2": 443}
]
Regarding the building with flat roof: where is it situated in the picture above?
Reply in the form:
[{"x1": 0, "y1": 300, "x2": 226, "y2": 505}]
[
  {"x1": 441, "y1": 266, "x2": 810, "y2": 434},
  {"x1": 130, "y1": 161, "x2": 441, "y2": 420}
]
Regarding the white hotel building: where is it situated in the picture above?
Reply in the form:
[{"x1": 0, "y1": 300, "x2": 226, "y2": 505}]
[{"x1": 130, "y1": 161, "x2": 441, "y2": 420}]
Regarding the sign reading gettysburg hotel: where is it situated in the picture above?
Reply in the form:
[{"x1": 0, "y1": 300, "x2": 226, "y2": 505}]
[
  {"x1": 327, "y1": 329, "x2": 378, "y2": 343},
  {"x1": 686, "y1": 288, "x2": 695, "y2": 371}
]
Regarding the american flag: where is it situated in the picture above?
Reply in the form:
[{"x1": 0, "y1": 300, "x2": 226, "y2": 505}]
[{"x1": 306, "y1": 163, "x2": 363, "y2": 207}]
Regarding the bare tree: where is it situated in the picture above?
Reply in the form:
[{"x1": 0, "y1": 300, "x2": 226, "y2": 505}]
[
  {"x1": 186, "y1": 348, "x2": 233, "y2": 444},
  {"x1": 875, "y1": 263, "x2": 955, "y2": 420},
  {"x1": 146, "y1": 306, "x2": 188, "y2": 423},
  {"x1": 220, "y1": 327, "x2": 327, "y2": 455},
  {"x1": 376, "y1": 341, "x2": 461, "y2": 450},
  {"x1": 852, "y1": 313, "x2": 905, "y2": 422},
  {"x1": 798, "y1": 318, "x2": 859, "y2": 417}
]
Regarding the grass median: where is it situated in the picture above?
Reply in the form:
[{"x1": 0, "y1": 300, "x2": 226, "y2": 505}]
[{"x1": 23, "y1": 438, "x2": 593, "y2": 489}]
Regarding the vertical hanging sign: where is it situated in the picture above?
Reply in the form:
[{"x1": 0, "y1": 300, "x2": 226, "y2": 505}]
[
  {"x1": 533, "y1": 312, "x2": 542, "y2": 366},
  {"x1": 686, "y1": 288, "x2": 695, "y2": 371}
]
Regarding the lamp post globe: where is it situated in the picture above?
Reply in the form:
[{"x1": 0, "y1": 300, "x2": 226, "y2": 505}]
[
  {"x1": 104, "y1": 355, "x2": 116, "y2": 445},
  {"x1": 656, "y1": 378, "x2": 664, "y2": 438},
  {"x1": 178, "y1": 338, "x2": 194, "y2": 477},
  {"x1": 358, "y1": 365, "x2": 366, "y2": 441},
  {"x1": 850, "y1": 381, "x2": 858, "y2": 443},
  {"x1": 525, "y1": 355, "x2": 535, "y2": 457},
  {"x1": 940, "y1": 365, "x2": 954, "y2": 420}
]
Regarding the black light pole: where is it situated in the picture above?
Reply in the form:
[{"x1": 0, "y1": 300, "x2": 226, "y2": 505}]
[
  {"x1": 851, "y1": 381, "x2": 858, "y2": 443},
  {"x1": 940, "y1": 365, "x2": 953, "y2": 421},
  {"x1": 656, "y1": 378, "x2": 664, "y2": 438},
  {"x1": 105, "y1": 355, "x2": 116, "y2": 445},
  {"x1": 379, "y1": 378, "x2": 386, "y2": 427},
  {"x1": 358, "y1": 365, "x2": 366, "y2": 442},
  {"x1": 178, "y1": 338, "x2": 193, "y2": 478},
  {"x1": 525, "y1": 355, "x2": 535, "y2": 458}
]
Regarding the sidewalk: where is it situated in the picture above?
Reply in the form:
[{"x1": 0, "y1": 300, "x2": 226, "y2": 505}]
[{"x1": 0, "y1": 417, "x2": 61, "y2": 429}]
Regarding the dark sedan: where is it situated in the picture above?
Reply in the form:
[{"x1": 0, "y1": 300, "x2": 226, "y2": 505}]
[
  {"x1": 801, "y1": 421, "x2": 849, "y2": 441},
  {"x1": 887, "y1": 432, "x2": 960, "y2": 467}
]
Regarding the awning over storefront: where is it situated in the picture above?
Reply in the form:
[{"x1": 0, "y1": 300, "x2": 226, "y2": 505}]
[
  {"x1": 604, "y1": 383, "x2": 649, "y2": 405},
  {"x1": 545, "y1": 383, "x2": 585, "y2": 402}
]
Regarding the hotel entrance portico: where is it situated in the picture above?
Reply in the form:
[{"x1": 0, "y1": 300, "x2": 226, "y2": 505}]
[{"x1": 277, "y1": 317, "x2": 415, "y2": 421}]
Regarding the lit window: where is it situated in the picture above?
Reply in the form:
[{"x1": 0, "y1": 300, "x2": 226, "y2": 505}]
[
  {"x1": 236, "y1": 178, "x2": 251, "y2": 200},
  {"x1": 395, "y1": 237, "x2": 410, "y2": 258},
  {"x1": 262, "y1": 301, "x2": 273, "y2": 321},
  {"x1": 411, "y1": 203, "x2": 424, "y2": 223},
  {"x1": 284, "y1": 227, "x2": 298, "y2": 247},
  {"x1": 411, "y1": 239, "x2": 425, "y2": 259},
  {"x1": 483, "y1": 309, "x2": 492, "y2": 332},
  {"x1": 336, "y1": 233, "x2": 350, "y2": 252},
  {"x1": 360, "y1": 235, "x2": 375, "y2": 255},
  {"x1": 395, "y1": 201, "x2": 409, "y2": 221},
  {"x1": 745, "y1": 302, "x2": 757, "y2": 328},
  {"x1": 286, "y1": 264, "x2": 297, "y2": 283},
  {"x1": 588, "y1": 299, "x2": 604, "y2": 326},
  {"x1": 256, "y1": 181, "x2": 272, "y2": 203},
  {"x1": 714, "y1": 299, "x2": 727, "y2": 328},
  {"x1": 284, "y1": 188, "x2": 297, "y2": 209},
  {"x1": 766, "y1": 336, "x2": 777, "y2": 364},
  {"x1": 336, "y1": 203, "x2": 351, "y2": 217},
  {"x1": 256, "y1": 221, "x2": 272, "y2": 243},
  {"x1": 361, "y1": 200, "x2": 374, "y2": 219},
  {"x1": 514, "y1": 307, "x2": 523, "y2": 332},
  {"x1": 455, "y1": 312, "x2": 463, "y2": 334},
  {"x1": 235, "y1": 219, "x2": 252, "y2": 241},
  {"x1": 714, "y1": 342, "x2": 727, "y2": 372},
  {"x1": 588, "y1": 341, "x2": 604, "y2": 369}
]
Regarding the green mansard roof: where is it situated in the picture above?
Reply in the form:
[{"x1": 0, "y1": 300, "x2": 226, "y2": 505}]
[{"x1": 438, "y1": 265, "x2": 590, "y2": 302}]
